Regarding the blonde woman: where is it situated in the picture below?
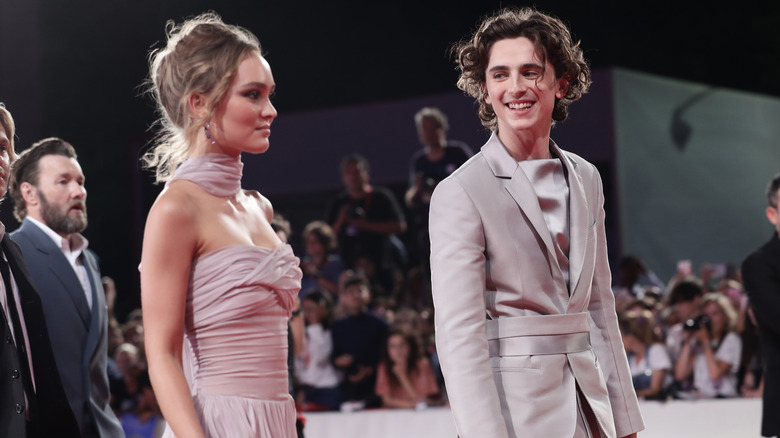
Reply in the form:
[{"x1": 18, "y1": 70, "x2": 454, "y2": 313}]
[
  {"x1": 140, "y1": 13, "x2": 301, "y2": 438},
  {"x1": 674, "y1": 293, "x2": 742, "y2": 398}
]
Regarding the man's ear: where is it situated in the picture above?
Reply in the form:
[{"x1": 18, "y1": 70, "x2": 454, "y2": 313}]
[
  {"x1": 556, "y1": 78, "x2": 569, "y2": 99},
  {"x1": 766, "y1": 205, "x2": 778, "y2": 228},
  {"x1": 20, "y1": 181, "x2": 38, "y2": 205},
  {"x1": 482, "y1": 83, "x2": 492, "y2": 105}
]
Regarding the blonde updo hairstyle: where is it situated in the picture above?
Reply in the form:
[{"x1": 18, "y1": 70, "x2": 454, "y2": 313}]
[{"x1": 143, "y1": 12, "x2": 262, "y2": 183}]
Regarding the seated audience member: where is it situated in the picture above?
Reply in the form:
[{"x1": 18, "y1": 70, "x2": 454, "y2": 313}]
[
  {"x1": 297, "y1": 291, "x2": 342, "y2": 411},
  {"x1": 674, "y1": 293, "x2": 742, "y2": 398},
  {"x1": 375, "y1": 329, "x2": 440, "y2": 409},
  {"x1": 300, "y1": 221, "x2": 344, "y2": 300},
  {"x1": 613, "y1": 255, "x2": 666, "y2": 312},
  {"x1": 665, "y1": 279, "x2": 705, "y2": 362},
  {"x1": 331, "y1": 275, "x2": 389, "y2": 410},
  {"x1": 120, "y1": 371, "x2": 165, "y2": 438},
  {"x1": 620, "y1": 309, "x2": 673, "y2": 399}
]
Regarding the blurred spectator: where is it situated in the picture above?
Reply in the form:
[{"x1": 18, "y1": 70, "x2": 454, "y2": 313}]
[
  {"x1": 113, "y1": 343, "x2": 145, "y2": 414},
  {"x1": 665, "y1": 279, "x2": 705, "y2": 362},
  {"x1": 619, "y1": 309, "x2": 672, "y2": 399},
  {"x1": 271, "y1": 213, "x2": 292, "y2": 244},
  {"x1": 120, "y1": 371, "x2": 165, "y2": 438},
  {"x1": 404, "y1": 107, "x2": 472, "y2": 303},
  {"x1": 300, "y1": 221, "x2": 344, "y2": 300},
  {"x1": 418, "y1": 308, "x2": 445, "y2": 400},
  {"x1": 613, "y1": 255, "x2": 665, "y2": 313},
  {"x1": 375, "y1": 329, "x2": 440, "y2": 409},
  {"x1": 103, "y1": 275, "x2": 119, "y2": 327},
  {"x1": 326, "y1": 154, "x2": 407, "y2": 295},
  {"x1": 674, "y1": 293, "x2": 742, "y2": 398},
  {"x1": 298, "y1": 291, "x2": 342, "y2": 411},
  {"x1": 392, "y1": 308, "x2": 420, "y2": 333},
  {"x1": 331, "y1": 275, "x2": 389, "y2": 410},
  {"x1": 122, "y1": 319, "x2": 146, "y2": 363}
]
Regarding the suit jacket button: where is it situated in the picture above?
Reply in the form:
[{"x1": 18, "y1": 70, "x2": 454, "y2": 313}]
[
  {"x1": 11, "y1": 369, "x2": 20, "y2": 379},
  {"x1": 5, "y1": 336, "x2": 12, "y2": 344},
  {"x1": 15, "y1": 403, "x2": 23, "y2": 414}
]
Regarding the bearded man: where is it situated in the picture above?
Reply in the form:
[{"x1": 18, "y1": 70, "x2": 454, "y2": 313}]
[{"x1": 9, "y1": 137, "x2": 123, "y2": 438}]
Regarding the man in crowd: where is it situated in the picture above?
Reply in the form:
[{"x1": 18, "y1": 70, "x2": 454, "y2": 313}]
[
  {"x1": 742, "y1": 174, "x2": 780, "y2": 438},
  {"x1": 327, "y1": 154, "x2": 406, "y2": 295},
  {"x1": 0, "y1": 104, "x2": 80, "y2": 437},
  {"x1": 331, "y1": 274, "x2": 389, "y2": 410},
  {"x1": 404, "y1": 107, "x2": 472, "y2": 304},
  {"x1": 9, "y1": 137, "x2": 123, "y2": 437}
]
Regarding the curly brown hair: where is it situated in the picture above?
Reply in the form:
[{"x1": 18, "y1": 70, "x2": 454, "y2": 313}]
[{"x1": 452, "y1": 7, "x2": 591, "y2": 130}]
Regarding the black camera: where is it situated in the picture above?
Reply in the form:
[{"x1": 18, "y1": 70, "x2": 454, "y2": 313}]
[{"x1": 683, "y1": 314, "x2": 711, "y2": 332}]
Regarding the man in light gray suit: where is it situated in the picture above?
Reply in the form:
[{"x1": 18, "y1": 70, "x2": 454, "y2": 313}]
[
  {"x1": 430, "y1": 7, "x2": 643, "y2": 438},
  {"x1": 8, "y1": 137, "x2": 123, "y2": 437}
]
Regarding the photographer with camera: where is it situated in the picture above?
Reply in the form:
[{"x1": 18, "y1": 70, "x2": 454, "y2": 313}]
[
  {"x1": 327, "y1": 154, "x2": 407, "y2": 296},
  {"x1": 674, "y1": 293, "x2": 742, "y2": 398}
]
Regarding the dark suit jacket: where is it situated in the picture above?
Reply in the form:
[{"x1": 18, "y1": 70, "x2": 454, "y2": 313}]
[
  {"x1": 1, "y1": 234, "x2": 80, "y2": 438},
  {"x1": 742, "y1": 232, "x2": 780, "y2": 438},
  {"x1": 11, "y1": 219, "x2": 123, "y2": 438}
]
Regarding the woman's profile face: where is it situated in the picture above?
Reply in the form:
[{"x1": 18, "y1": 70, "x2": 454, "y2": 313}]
[
  {"x1": 210, "y1": 52, "x2": 277, "y2": 155},
  {"x1": 387, "y1": 334, "x2": 410, "y2": 364}
]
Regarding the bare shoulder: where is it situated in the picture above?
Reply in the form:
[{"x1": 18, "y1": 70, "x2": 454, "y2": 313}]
[
  {"x1": 146, "y1": 183, "x2": 200, "y2": 230},
  {"x1": 242, "y1": 189, "x2": 274, "y2": 223}
]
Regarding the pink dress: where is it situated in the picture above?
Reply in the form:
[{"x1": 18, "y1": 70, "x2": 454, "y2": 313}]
[{"x1": 161, "y1": 153, "x2": 302, "y2": 437}]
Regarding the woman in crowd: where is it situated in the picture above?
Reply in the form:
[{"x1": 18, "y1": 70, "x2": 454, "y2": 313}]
[
  {"x1": 297, "y1": 291, "x2": 342, "y2": 410},
  {"x1": 674, "y1": 293, "x2": 742, "y2": 398},
  {"x1": 374, "y1": 329, "x2": 439, "y2": 409},
  {"x1": 299, "y1": 221, "x2": 344, "y2": 300},
  {"x1": 140, "y1": 12, "x2": 301, "y2": 437},
  {"x1": 619, "y1": 309, "x2": 673, "y2": 399}
]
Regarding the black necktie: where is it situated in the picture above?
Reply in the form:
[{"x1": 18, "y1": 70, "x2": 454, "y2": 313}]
[{"x1": 0, "y1": 257, "x2": 36, "y2": 398}]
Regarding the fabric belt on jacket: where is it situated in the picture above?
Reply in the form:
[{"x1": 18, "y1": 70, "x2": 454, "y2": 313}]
[{"x1": 486, "y1": 312, "x2": 591, "y2": 357}]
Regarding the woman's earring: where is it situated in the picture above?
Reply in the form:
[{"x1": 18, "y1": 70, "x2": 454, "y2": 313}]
[{"x1": 204, "y1": 124, "x2": 216, "y2": 144}]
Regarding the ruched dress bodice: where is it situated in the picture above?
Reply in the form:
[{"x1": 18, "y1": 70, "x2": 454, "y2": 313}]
[{"x1": 160, "y1": 153, "x2": 302, "y2": 438}]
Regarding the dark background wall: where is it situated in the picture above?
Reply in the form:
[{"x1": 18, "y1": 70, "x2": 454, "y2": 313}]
[{"x1": 0, "y1": 1, "x2": 778, "y2": 320}]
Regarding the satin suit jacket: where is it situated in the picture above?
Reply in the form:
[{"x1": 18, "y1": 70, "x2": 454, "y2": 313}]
[
  {"x1": 1, "y1": 233, "x2": 80, "y2": 437},
  {"x1": 741, "y1": 232, "x2": 780, "y2": 438},
  {"x1": 11, "y1": 219, "x2": 123, "y2": 438},
  {"x1": 430, "y1": 134, "x2": 644, "y2": 438}
]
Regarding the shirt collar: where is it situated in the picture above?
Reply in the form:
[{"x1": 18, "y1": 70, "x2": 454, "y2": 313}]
[{"x1": 25, "y1": 216, "x2": 88, "y2": 253}]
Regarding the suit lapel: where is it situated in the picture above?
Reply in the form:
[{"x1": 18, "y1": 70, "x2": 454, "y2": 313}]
[
  {"x1": 20, "y1": 221, "x2": 91, "y2": 329},
  {"x1": 554, "y1": 142, "x2": 588, "y2": 297},
  {"x1": 482, "y1": 133, "x2": 557, "y2": 261}
]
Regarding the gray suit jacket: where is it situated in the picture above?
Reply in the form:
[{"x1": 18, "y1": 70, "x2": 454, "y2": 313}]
[
  {"x1": 430, "y1": 133, "x2": 644, "y2": 438},
  {"x1": 11, "y1": 219, "x2": 123, "y2": 438}
]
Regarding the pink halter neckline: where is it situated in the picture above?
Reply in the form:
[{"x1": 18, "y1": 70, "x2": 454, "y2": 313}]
[{"x1": 167, "y1": 153, "x2": 243, "y2": 197}]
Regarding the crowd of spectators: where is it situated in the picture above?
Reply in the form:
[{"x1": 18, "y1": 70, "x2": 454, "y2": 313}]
[{"x1": 102, "y1": 108, "x2": 770, "y2": 437}]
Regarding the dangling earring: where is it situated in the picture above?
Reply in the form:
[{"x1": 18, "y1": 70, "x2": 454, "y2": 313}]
[{"x1": 204, "y1": 124, "x2": 216, "y2": 145}]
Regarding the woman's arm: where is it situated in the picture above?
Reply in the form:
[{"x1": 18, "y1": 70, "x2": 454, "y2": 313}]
[
  {"x1": 141, "y1": 190, "x2": 205, "y2": 438},
  {"x1": 674, "y1": 336, "x2": 695, "y2": 382}
]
